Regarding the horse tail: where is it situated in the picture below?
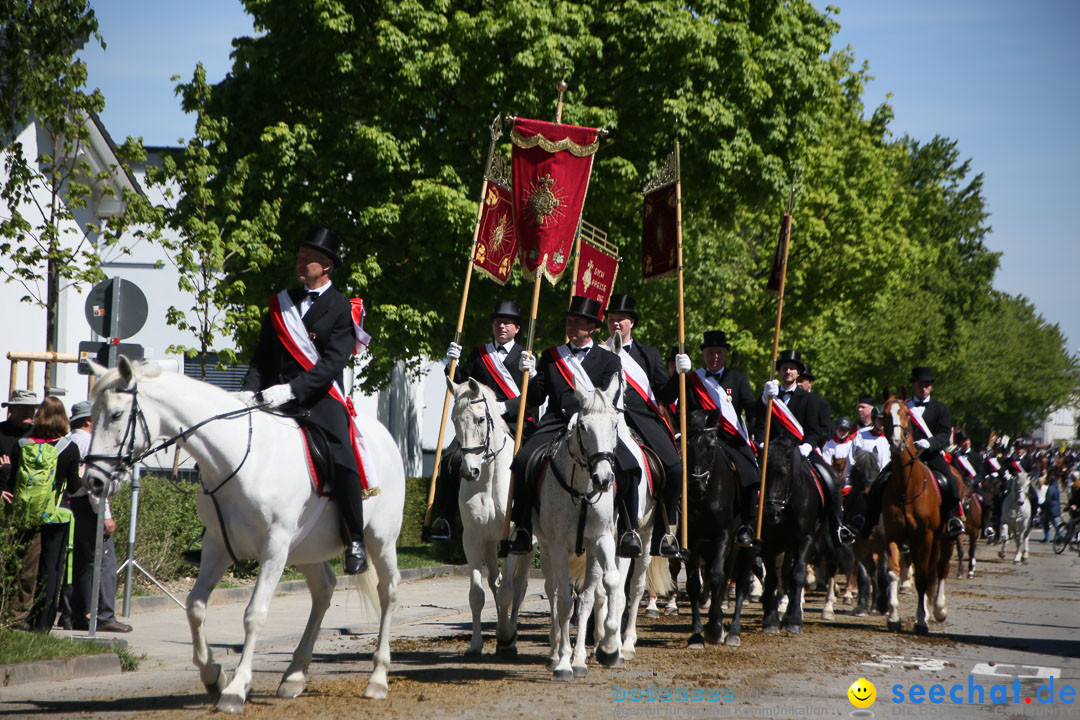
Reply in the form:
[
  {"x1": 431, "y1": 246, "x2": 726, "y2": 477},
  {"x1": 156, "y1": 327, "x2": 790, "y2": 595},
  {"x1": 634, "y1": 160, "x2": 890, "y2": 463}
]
[
  {"x1": 568, "y1": 551, "x2": 588, "y2": 591},
  {"x1": 646, "y1": 555, "x2": 675, "y2": 597},
  {"x1": 347, "y1": 566, "x2": 381, "y2": 620}
]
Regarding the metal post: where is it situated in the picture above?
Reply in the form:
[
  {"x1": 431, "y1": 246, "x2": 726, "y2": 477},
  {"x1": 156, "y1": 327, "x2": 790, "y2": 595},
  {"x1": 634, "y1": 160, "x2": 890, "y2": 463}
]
[
  {"x1": 105, "y1": 278, "x2": 121, "y2": 369},
  {"x1": 119, "y1": 465, "x2": 186, "y2": 614},
  {"x1": 86, "y1": 503, "x2": 106, "y2": 637}
]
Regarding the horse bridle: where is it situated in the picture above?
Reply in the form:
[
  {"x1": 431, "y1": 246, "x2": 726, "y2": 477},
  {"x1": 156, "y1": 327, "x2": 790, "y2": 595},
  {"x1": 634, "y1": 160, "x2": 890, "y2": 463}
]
[{"x1": 457, "y1": 397, "x2": 507, "y2": 464}]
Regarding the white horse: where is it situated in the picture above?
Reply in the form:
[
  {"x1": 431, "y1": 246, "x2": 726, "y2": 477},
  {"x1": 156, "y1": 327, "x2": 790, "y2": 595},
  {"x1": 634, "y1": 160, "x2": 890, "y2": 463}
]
[
  {"x1": 445, "y1": 378, "x2": 529, "y2": 657},
  {"x1": 527, "y1": 374, "x2": 626, "y2": 680},
  {"x1": 83, "y1": 357, "x2": 404, "y2": 712},
  {"x1": 998, "y1": 470, "x2": 1032, "y2": 564}
]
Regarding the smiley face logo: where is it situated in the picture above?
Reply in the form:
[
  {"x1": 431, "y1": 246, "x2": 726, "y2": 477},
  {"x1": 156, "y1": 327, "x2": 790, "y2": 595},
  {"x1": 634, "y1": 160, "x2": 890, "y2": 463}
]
[{"x1": 848, "y1": 678, "x2": 876, "y2": 708}]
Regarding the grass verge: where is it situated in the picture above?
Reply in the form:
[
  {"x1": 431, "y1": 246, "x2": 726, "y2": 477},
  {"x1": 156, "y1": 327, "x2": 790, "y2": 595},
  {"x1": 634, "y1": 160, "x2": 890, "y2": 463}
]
[{"x1": 0, "y1": 628, "x2": 141, "y2": 671}]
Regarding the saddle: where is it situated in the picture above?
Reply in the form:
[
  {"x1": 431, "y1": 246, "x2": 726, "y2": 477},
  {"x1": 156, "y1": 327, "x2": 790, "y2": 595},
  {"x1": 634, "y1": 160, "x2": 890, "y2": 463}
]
[{"x1": 300, "y1": 423, "x2": 334, "y2": 498}]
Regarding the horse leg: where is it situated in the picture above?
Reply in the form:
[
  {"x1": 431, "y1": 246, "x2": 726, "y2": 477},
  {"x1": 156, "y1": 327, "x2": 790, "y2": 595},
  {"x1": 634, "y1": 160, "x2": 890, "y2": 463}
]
[
  {"x1": 912, "y1": 534, "x2": 933, "y2": 635},
  {"x1": 686, "y1": 550, "x2": 705, "y2": 648},
  {"x1": 761, "y1": 549, "x2": 782, "y2": 634},
  {"x1": 571, "y1": 554, "x2": 601, "y2": 678},
  {"x1": 955, "y1": 536, "x2": 965, "y2": 579},
  {"x1": 538, "y1": 547, "x2": 562, "y2": 672},
  {"x1": 933, "y1": 539, "x2": 949, "y2": 622},
  {"x1": 783, "y1": 535, "x2": 812, "y2": 634},
  {"x1": 463, "y1": 534, "x2": 486, "y2": 657},
  {"x1": 548, "y1": 545, "x2": 576, "y2": 681},
  {"x1": 967, "y1": 533, "x2": 977, "y2": 578},
  {"x1": 885, "y1": 541, "x2": 902, "y2": 631},
  {"x1": 217, "y1": 547, "x2": 289, "y2": 713},
  {"x1": 362, "y1": 533, "x2": 400, "y2": 700},
  {"x1": 822, "y1": 574, "x2": 837, "y2": 621},
  {"x1": 853, "y1": 558, "x2": 871, "y2": 617},
  {"x1": 665, "y1": 558, "x2": 680, "y2": 615},
  {"x1": 496, "y1": 551, "x2": 529, "y2": 656},
  {"x1": 278, "y1": 561, "x2": 336, "y2": 698},
  {"x1": 645, "y1": 591, "x2": 660, "y2": 619},
  {"x1": 594, "y1": 535, "x2": 624, "y2": 668},
  {"x1": 725, "y1": 550, "x2": 750, "y2": 647},
  {"x1": 998, "y1": 522, "x2": 1008, "y2": 558},
  {"x1": 703, "y1": 536, "x2": 729, "y2": 645},
  {"x1": 622, "y1": 555, "x2": 649, "y2": 661},
  {"x1": 186, "y1": 542, "x2": 231, "y2": 702}
]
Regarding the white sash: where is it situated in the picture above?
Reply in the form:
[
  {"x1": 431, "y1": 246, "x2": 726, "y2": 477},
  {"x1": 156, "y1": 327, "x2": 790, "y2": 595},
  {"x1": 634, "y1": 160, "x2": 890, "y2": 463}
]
[
  {"x1": 272, "y1": 291, "x2": 379, "y2": 491},
  {"x1": 553, "y1": 344, "x2": 595, "y2": 393},
  {"x1": 770, "y1": 392, "x2": 805, "y2": 441},
  {"x1": 479, "y1": 342, "x2": 520, "y2": 398},
  {"x1": 693, "y1": 370, "x2": 752, "y2": 446},
  {"x1": 905, "y1": 399, "x2": 934, "y2": 439},
  {"x1": 987, "y1": 457, "x2": 1001, "y2": 472},
  {"x1": 955, "y1": 453, "x2": 976, "y2": 478},
  {"x1": 617, "y1": 347, "x2": 657, "y2": 405}
]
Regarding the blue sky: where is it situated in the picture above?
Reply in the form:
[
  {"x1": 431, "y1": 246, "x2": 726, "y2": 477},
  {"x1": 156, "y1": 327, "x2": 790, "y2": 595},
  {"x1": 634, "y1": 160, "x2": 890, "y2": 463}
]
[{"x1": 81, "y1": 0, "x2": 1080, "y2": 355}]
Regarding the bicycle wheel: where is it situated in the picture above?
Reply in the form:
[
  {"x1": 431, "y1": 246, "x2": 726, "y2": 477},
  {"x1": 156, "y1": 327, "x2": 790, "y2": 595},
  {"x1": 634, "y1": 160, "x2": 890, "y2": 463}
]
[{"x1": 1053, "y1": 530, "x2": 1068, "y2": 554}]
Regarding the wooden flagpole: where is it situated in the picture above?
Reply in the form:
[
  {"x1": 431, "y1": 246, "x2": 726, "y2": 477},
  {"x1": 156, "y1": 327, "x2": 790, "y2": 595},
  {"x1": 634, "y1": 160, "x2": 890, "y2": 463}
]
[
  {"x1": 754, "y1": 175, "x2": 798, "y2": 542},
  {"x1": 674, "y1": 141, "x2": 690, "y2": 551},
  {"x1": 500, "y1": 71, "x2": 569, "y2": 544},
  {"x1": 423, "y1": 116, "x2": 504, "y2": 537}
]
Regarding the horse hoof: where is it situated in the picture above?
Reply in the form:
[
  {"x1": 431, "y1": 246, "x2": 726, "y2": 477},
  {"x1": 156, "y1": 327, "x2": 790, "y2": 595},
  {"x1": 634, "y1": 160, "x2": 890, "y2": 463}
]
[
  {"x1": 934, "y1": 611, "x2": 948, "y2": 623},
  {"x1": 749, "y1": 594, "x2": 762, "y2": 603},
  {"x1": 464, "y1": 647, "x2": 483, "y2": 658},
  {"x1": 783, "y1": 623, "x2": 802, "y2": 635},
  {"x1": 495, "y1": 643, "x2": 518, "y2": 658},
  {"x1": 967, "y1": 572, "x2": 975, "y2": 579},
  {"x1": 822, "y1": 609, "x2": 835, "y2": 621},
  {"x1": 215, "y1": 695, "x2": 245, "y2": 714},
  {"x1": 704, "y1": 627, "x2": 723, "y2": 645},
  {"x1": 277, "y1": 680, "x2": 305, "y2": 699},
  {"x1": 763, "y1": 625, "x2": 780, "y2": 635},
  {"x1": 887, "y1": 620, "x2": 902, "y2": 632},
  {"x1": 687, "y1": 633, "x2": 705, "y2": 649},
  {"x1": 552, "y1": 669, "x2": 574, "y2": 682},
  {"x1": 645, "y1": 609, "x2": 660, "y2": 619},
  {"x1": 663, "y1": 605, "x2": 678, "y2": 616},
  {"x1": 622, "y1": 648, "x2": 637, "y2": 662},
  {"x1": 724, "y1": 634, "x2": 741, "y2": 648},
  {"x1": 573, "y1": 665, "x2": 588, "y2": 679},
  {"x1": 595, "y1": 648, "x2": 622, "y2": 668},
  {"x1": 852, "y1": 608, "x2": 868, "y2": 618},
  {"x1": 362, "y1": 681, "x2": 389, "y2": 700},
  {"x1": 914, "y1": 622, "x2": 929, "y2": 635}
]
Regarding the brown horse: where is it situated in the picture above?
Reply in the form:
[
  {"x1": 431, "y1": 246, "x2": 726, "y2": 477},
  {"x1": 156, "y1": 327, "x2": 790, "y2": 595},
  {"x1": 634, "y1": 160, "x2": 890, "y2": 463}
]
[
  {"x1": 879, "y1": 393, "x2": 957, "y2": 634},
  {"x1": 955, "y1": 473, "x2": 986, "y2": 579}
]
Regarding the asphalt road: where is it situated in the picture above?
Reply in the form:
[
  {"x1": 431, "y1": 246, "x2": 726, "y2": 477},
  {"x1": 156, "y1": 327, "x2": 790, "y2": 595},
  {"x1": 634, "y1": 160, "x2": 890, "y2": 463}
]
[{"x1": 1, "y1": 536, "x2": 1077, "y2": 719}]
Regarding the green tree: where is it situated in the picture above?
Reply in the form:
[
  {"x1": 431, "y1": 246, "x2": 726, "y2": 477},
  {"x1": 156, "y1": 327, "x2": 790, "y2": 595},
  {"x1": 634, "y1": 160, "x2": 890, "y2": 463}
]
[{"x1": 0, "y1": 0, "x2": 144, "y2": 389}]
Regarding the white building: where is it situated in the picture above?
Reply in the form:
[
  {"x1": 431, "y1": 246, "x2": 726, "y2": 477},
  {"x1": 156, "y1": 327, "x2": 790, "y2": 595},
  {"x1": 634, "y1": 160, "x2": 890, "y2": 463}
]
[
  {"x1": 1, "y1": 112, "x2": 450, "y2": 477},
  {"x1": 1031, "y1": 400, "x2": 1078, "y2": 447}
]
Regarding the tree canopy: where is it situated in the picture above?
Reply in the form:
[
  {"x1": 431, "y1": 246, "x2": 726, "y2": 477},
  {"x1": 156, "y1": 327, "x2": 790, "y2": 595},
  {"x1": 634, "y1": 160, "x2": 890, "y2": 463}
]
[{"x1": 140, "y1": 0, "x2": 1075, "y2": 440}]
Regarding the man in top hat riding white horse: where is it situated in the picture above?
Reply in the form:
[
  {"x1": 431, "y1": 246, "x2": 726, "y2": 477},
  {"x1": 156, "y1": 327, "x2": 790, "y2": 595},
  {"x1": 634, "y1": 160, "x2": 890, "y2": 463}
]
[
  {"x1": 425, "y1": 299, "x2": 535, "y2": 541},
  {"x1": 761, "y1": 349, "x2": 856, "y2": 546},
  {"x1": 859, "y1": 365, "x2": 965, "y2": 539},
  {"x1": 602, "y1": 293, "x2": 681, "y2": 558},
  {"x1": 502, "y1": 295, "x2": 646, "y2": 559},
  {"x1": 240, "y1": 226, "x2": 371, "y2": 574}
]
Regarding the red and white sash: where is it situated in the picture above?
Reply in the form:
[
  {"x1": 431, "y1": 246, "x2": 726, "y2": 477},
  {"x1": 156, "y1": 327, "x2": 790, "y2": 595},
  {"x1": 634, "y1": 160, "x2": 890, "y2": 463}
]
[
  {"x1": 269, "y1": 290, "x2": 379, "y2": 492},
  {"x1": 549, "y1": 344, "x2": 595, "y2": 393},
  {"x1": 768, "y1": 392, "x2": 804, "y2": 442},
  {"x1": 615, "y1": 346, "x2": 675, "y2": 444},
  {"x1": 905, "y1": 400, "x2": 934, "y2": 440},
  {"x1": 954, "y1": 453, "x2": 977, "y2": 478},
  {"x1": 688, "y1": 370, "x2": 752, "y2": 447},
  {"x1": 477, "y1": 343, "x2": 519, "y2": 399},
  {"x1": 987, "y1": 457, "x2": 1001, "y2": 473}
]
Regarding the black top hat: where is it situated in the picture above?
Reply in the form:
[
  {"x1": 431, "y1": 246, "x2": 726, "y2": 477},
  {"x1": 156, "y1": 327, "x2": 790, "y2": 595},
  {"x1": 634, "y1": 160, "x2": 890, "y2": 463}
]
[
  {"x1": 798, "y1": 364, "x2": 815, "y2": 381},
  {"x1": 954, "y1": 429, "x2": 968, "y2": 443},
  {"x1": 564, "y1": 295, "x2": 603, "y2": 325},
  {"x1": 835, "y1": 416, "x2": 853, "y2": 432},
  {"x1": 604, "y1": 293, "x2": 638, "y2": 320},
  {"x1": 489, "y1": 300, "x2": 522, "y2": 324},
  {"x1": 775, "y1": 349, "x2": 805, "y2": 373},
  {"x1": 909, "y1": 366, "x2": 935, "y2": 384},
  {"x1": 700, "y1": 330, "x2": 731, "y2": 350},
  {"x1": 298, "y1": 226, "x2": 343, "y2": 266},
  {"x1": 857, "y1": 394, "x2": 876, "y2": 407}
]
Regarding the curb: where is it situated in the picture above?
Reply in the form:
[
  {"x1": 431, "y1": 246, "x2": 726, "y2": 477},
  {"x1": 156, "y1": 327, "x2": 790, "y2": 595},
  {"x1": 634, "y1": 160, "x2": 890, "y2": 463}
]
[{"x1": 1, "y1": 652, "x2": 122, "y2": 688}]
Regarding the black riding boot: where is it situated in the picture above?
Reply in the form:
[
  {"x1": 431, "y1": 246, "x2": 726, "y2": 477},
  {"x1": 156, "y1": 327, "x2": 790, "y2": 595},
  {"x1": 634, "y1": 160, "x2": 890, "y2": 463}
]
[
  {"x1": 499, "y1": 473, "x2": 532, "y2": 557},
  {"x1": 337, "y1": 471, "x2": 368, "y2": 574},
  {"x1": 736, "y1": 483, "x2": 758, "y2": 548},
  {"x1": 423, "y1": 447, "x2": 461, "y2": 542},
  {"x1": 861, "y1": 466, "x2": 892, "y2": 539},
  {"x1": 617, "y1": 474, "x2": 643, "y2": 558},
  {"x1": 943, "y1": 477, "x2": 965, "y2": 538},
  {"x1": 649, "y1": 498, "x2": 680, "y2": 558},
  {"x1": 815, "y1": 461, "x2": 856, "y2": 545}
]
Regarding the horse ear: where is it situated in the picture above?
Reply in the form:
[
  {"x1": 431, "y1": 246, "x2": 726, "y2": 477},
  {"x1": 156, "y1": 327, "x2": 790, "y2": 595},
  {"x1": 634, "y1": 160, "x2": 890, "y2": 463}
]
[
  {"x1": 118, "y1": 355, "x2": 136, "y2": 385},
  {"x1": 898, "y1": 385, "x2": 907, "y2": 400},
  {"x1": 87, "y1": 359, "x2": 107, "y2": 377},
  {"x1": 467, "y1": 377, "x2": 482, "y2": 397},
  {"x1": 612, "y1": 331, "x2": 623, "y2": 355},
  {"x1": 602, "y1": 373, "x2": 620, "y2": 404},
  {"x1": 573, "y1": 377, "x2": 591, "y2": 410},
  {"x1": 881, "y1": 386, "x2": 890, "y2": 402},
  {"x1": 445, "y1": 375, "x2": 460, "y2": 397}
]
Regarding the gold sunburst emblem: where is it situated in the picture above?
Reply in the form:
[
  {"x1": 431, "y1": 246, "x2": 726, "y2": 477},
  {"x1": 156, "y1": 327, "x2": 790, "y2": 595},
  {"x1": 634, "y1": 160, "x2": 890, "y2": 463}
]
[
  {"x1": 582, "y1": 260, "x2": 594, "y2": 291},
  {"x1": 524, "y1": 173, "x2": 566, "y2": 227},
  {"x1": 490, "y1": 213, "x2": 509, "y2": 251}
]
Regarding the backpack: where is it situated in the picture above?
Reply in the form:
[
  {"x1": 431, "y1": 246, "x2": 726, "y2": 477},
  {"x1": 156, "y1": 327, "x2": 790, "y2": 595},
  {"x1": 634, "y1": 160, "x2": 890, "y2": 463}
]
[{"x1": 13, "y1": 437, "x2": 73, "y2": 527}]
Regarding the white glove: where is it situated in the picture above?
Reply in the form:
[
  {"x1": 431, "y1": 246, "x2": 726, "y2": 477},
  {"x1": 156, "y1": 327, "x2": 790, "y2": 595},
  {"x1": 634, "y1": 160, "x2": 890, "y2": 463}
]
[
  {"x1": 519, "y1": 351, "x2": 536, "y2": 374},
  {"x1": 237, "y1": 391, "x2": 258, "y2": 407},
  {"x1": 446, "y1": 342, "x2": 462, "y2": 361},
  {"x1": 762, "y1": 380, "x2": 780, "y2": 401},
  {"x1": 675, "y1": 354, "x2": 692, "y2": 374},
  {"x1": 258, "y1": 383, "x2": 295, "y2": 408},
  {"x1": 798, "y1": 442, "x2": 813, "y2": 458},
  {"x1": 914, "y1": 438, "x2": 931, "y2": 450}
]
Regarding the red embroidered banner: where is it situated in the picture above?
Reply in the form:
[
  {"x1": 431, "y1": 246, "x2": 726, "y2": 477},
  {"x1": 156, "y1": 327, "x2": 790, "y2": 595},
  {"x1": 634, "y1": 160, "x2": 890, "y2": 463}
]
[
  {"x1": 511, "y1": 117, "x2": 600, "y2": 284},
  {"x1": 473, "y1": 181, "x2": 518, "y2": 285},
  {"x1": 642, "y1": 184, "x2": 677, "y2": 282},
  {"x1": 766, "y1": 213, "x2": 791, "y2": 297},
  {"x1": 575, "y1": 237, "x2": 619, "y2": 310}
]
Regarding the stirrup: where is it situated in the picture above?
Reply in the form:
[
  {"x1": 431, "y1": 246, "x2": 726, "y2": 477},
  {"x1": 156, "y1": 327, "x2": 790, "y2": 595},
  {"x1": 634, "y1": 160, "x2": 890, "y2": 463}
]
[
  {"x1": 425, "y1": 518, "x2": 452, "y2": 542},
  {"x1": 946, "y1": 517, "x2": 965, "y2": 538},
  {"x1": 837, "y1": 525, "x2": 856, "y2": 546},
  {"x1": 500, "y1": 527, "x2": 532, "y2": 557},
  {"x1": 617, "y1": 530, "x2": 642, "y2": 558},
  {"x1": 982, "y1": 526, "x2": 996, "y2": 540},
  {"x1": 735, "y1": 525, "x2": 755, "y2": 549},
  {"x1": 654, "y1": 532, "x2": 681, "y2": 559}
]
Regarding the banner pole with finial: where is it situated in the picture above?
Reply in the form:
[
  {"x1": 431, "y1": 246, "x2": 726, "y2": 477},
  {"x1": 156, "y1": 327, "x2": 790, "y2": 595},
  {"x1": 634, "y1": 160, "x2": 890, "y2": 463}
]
[
  {"x1": 423, "y1": 115, "x2": 504, "y2": 540},
  {"x1": 501, "y1": 70, "x2": 568, "y2": 548}
]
